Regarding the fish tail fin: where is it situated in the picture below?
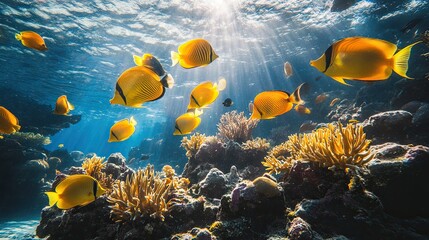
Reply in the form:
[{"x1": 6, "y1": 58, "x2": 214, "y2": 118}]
[
  {"x1": 171, "y1": 51, "x2": 180, "y2": 66},
  {"x1": 288, "y1": 83, "x2": 307, "y2": 105},
  {"x1": 192, "y1": 108, "x2": 203, "y2": 117},
  {"x1": 130, "y1": 116, "x2": 137, "y2": 126},
  {"x1": 15, "y1": 33, "x2": 22, "y2": 41},
  {"x1": 216, "y1": 78, "x2": 227, "y2": 91},
  {"x1": 45, "y1": 192, "x2": 59, "y2": 207},
  {"x1": 392, "y1": 41, "x2": 421, "y2": 79},
  {"x1": 13, "y1": 124, "x2": 21, "y2": 132},
  {"x1": 161, "y1": 74, "x2": 175, "y2": 88},
  {"x1": 133, "y1": 55, "x2": 143, "y2": 66}
]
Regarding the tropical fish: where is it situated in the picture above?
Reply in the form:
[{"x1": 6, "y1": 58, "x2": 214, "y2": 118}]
[
  {"x1": 187, "y1": 78, "x2": 226, "y2": 110},
  {"x1": 0, "y1": 106, "x2": 21, "y2": 134},
  {"x1": 171, "y1": 38, "x2": 218, "y2": 69},
  {"x1": 133, "y1": 53, "x2": 174, "y2": 88},
  {"x1": 348, "y1": 119, "x2": 359, "y2": 124},
  {"x1": 310, "y1": 37, "x2": 421, "y2": 85},
  {"x1": 330, "y1": 98, "x2": 341, "y2": 107},
  {"x1": 284, "y1": 61, "x2": 293, "y2": 78},
  {"x1": 58, "y1": 144, "x2": 64, "y2": 148},
  {"x1": 15, "y1": 31, "x2": 47, "y2": 51},
  {"x1": 45, "y1": 174, "x2": 106, "y2": 210},
  {"x1": 140, "y1": 154, "x2": 150, "y2": 161},
  {"x1": 315, "y1": 93, "x2": 328, "y2": 104},
  {"x1": 174, "y1": 109, "x2": 203, "y2": 135},
  {"x1": 53, "y1": 95, "x2": 74, "y2": 115},
  {"x1": 299, "y1": 121, "x2": 317, "y2": 133},
  {"x1": 110, "y1": 66, "x2": 174, "y2": 108},
  {"x1": 222, "y1": 98, "x2": 233, "y2": 107},
  {"x1": 249, "y1": 83, "x2": 307, "y2": 120},
  {"x1": 295, "y1": 104, "x2": 311, "y2": 114},
  {"x1": 108, "y1": 116, "x2": 137, "y2": 142},
  {"x1": 401, "y1": 18, "x2": 423, "y2": 34}
]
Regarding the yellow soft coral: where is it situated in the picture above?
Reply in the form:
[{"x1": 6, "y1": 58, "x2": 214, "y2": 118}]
[
  {"x1": 262, "y1": 142, "x2": 292, "y2": 174},
  {"x1": 181, "y1": 133, "x2": 207, "y2": 159},
  {"x1": 108, "y1": 165, "x2": 172, "y2": 222},
  {"x1": 263, "y1": 122, "x2": 374, "y2": 173},
  {"x1": 82, "y1": 155, "x2": 115, "y2": 193}
]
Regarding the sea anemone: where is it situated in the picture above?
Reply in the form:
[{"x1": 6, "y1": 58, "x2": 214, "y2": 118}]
[
  {"x1": 108, "y1": 165, "x2": 172, "y2": 222},
  {"x1": 217, "y1": 111, "x2": 259, "y2": 143},
  {"x1": 181, "y1": 133, "x2": 207, "y2": 159}
]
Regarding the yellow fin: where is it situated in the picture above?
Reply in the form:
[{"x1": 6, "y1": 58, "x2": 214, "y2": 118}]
[
  {"x1": 171, "y1": 51, "x2": 180, "y2": 66},
  {"x1": 392, "y1": 41, "x2": 421, "y2": 79},
  {"x1": 129, "y1": 116, "x2": 137, "y2": 126},
  {"x1": 68, "y1": 101, "x2": 74, "y2": 110},
  {"x1": 133, "y1": 55, "x2": 142, "y2": 66},
  {"x1": 289, "y1": 83, "x2": 307, "y2": 104},
  {"x1": 45, "y1": 192, "x2": 59, "y2": 207},
  {"x1": 217, "y1": 78, "x2": 227, "y2": 91},
  {"x1": 332, "y1": 77, "x2": 351, "y2": 86},
  {"x1": 15, "y1": 33, "x2": 22, "y2": 41}
]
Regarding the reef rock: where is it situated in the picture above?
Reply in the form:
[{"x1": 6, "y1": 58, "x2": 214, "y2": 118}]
[
  {"x1": 198, "y1": 168, "x2": 228, "y2": 199},
  {"x1": 366, "y1": 143, "x2": 429, "y2": 217},
  {"x1": 107, "y1": 152, "x2": 126, "y2": 166},
  {"x1": 288, "y1": 217, "x2": 322, "y2": 240},
  {"x1": 363, "y1": 110, "x2": 413, "y2": 143}
]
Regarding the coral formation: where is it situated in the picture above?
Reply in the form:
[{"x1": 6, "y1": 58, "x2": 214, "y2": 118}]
[
  {"x1": 241, "y1": 137, "x2": 270, "y2": 151},
  {"x1": 82, "y1": 155, "x2": 106, "y2": 178},
  {"x1": 181, "y1": 133, "x2": 207, "y2": 159},
  {"x1": 262, "y1": 142, "x2": 292, "y2": 175},
  {"x1": 217, "y1": 111, "x2": 259, "y2": 143},
  {"x1": 6, "y1": 132, "x2": 51, "y2": 148},
  {"x1": 108, "y1": 165, "x2": 173, "y2": 222}
]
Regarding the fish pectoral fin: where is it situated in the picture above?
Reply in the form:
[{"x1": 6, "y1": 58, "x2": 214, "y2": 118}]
[{"x1": 332, "y1": 77, "x2": 351, "y2": 86}]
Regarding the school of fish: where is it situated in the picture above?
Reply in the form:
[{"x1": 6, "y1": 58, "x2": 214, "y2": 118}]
[{"x1": 1, "y1": 28, "x2": 422, "y2": 210}]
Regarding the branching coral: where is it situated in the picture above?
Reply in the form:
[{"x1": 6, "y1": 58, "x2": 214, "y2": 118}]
[
  {"x1": 241, "y1": 137, "x2": 271, "y2": 151},
  {"x1": 82, "y1": 155, "x2": 115, "y2": 193},
  {"x1": 263, "y1": 122, "x2": 374, "y2": 173},
  {"x1": 262, "y1": 142, "x2": 292, "y2": 174},
  {"x1": 162, "y1": 165, "x2": 176, "y2": 179},
  {"x1": 181, "y1": 133, "x2": 206, "y2": 159},
  {"x1": 108, "y1": 165, "x2": 172, "y2": 222},
  {"x1": 8, "y1": 132, "x2": 51, "y2": 147},
  {"x1": 82, "y1": 155, "x2": 106, "y2": 178},
  {"x1": 217, "y1": 111, "x2": 259, "y2": 143}
]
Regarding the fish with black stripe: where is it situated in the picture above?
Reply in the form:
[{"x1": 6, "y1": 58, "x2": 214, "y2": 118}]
[
  {"x1": 187, "y1": 78, "x2": 226, "y2": 110},
  {"x1": 108, "y1": 116, "x2": 137, "y2": 142},
  {"x1": 173, "y1": 109, "x2": 203, "y2": 135},
  {"x1": 53, "y1": 95, "x2": 74, "y2": 116},
  {"x1": 171, "y1": 38, "x2": 218, "y2": 69},
  {"x1": 310, "y1": 37, "x2": 421, "y2": 85},
  {"x1": 110, "y1": 66, "x2": 174, "y2": 107},
  {"x1": 0, "y1": 106, "x2": 20, "y2": 134},
  {"x1": 133, "y1": 53, "x2": 174, "y2": 88},
  {"x1": 44, "y1": 174, "x2": 106, "y2": 210},
  {"x1": 249, "y1": 83, "x2": 307, "y2": 120}
]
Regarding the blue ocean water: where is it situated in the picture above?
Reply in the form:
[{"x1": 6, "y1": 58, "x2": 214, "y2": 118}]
[{"x1": 0, "y1": 0, "x2": 428, "y2": 237}]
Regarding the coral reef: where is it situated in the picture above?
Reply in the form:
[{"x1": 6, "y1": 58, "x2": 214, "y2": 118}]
[
  {"x1": 241, "y1": 137, "x2": 270, "y2": 151},
  {"x1": 82, "y1": 155, "x2": 106, "y2": 178},
  {"x1": 107, "y1": 165, "x2": 172, "y2": 222},
  {"x1": 181, "y1": 133, "x2": 207, "y2": 159},
  {"x1": 262, "y1": 142, "x2": 292, "y2": 175},
  {"x1": 3, "y1": 132, "x2": 51, "y2": 149},
  {"x1": 217, "y1": 111, "x2": 259, "y2": 143}
]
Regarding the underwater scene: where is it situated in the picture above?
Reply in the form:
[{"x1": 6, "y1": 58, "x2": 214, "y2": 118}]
[{"x1": 1, "y1": 0, "x2": 429, "y2": 239}]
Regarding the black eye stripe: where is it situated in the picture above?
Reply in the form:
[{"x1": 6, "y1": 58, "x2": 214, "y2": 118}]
[{"x1": 323, "y1": 45, "x2": 333, "y2": 73}]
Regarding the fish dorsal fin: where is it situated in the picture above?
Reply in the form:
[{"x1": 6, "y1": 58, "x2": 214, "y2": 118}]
[
  {"x1": 133, "y1": 55, "x2": 143, "y2": 66},
  {"x1": 67, "y1": 101, "x2": 74, "y2": 110},
  {"x1": 216, "y1": 78, "x2": 227, "y2": 91},
  {"x1": 55, "y1": 174, "x2": 93, "y2": 194},
  {"x1": 129, "y1": 116, "x2": 137, "y2": 126}
]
